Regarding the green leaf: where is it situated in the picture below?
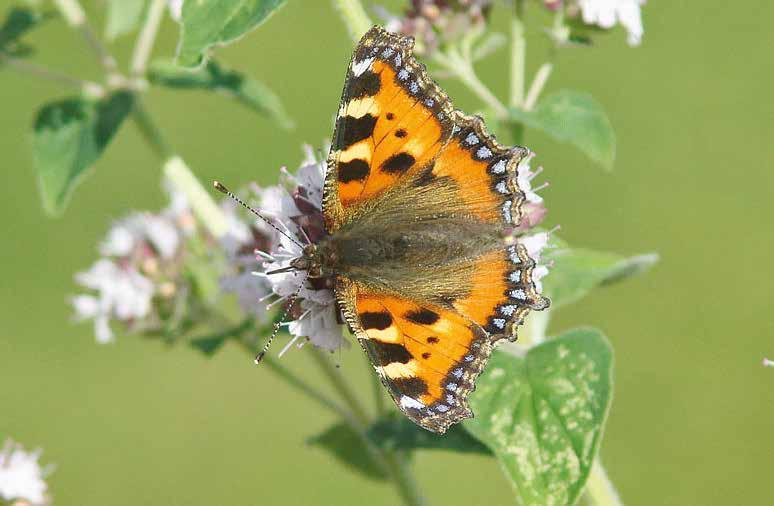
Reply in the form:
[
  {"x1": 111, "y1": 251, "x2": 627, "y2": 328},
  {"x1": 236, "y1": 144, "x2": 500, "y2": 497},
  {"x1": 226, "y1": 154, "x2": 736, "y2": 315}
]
[
  {"x1": 148, "y1": 59, "x2": 293, "y2": 128},
  {"x1": 175, "y1": 0, "x2": 286, "y2": 67},
  {"x1": 0, "y1": 6, "x2": 48, "y2": 54},
  {"x1": 104, "y1": 0, "x2": 147, "y2": 40},
  {"x1": 33, "y1": 92, "x2": 134, "y2": 215},
  {"x1": 465, "y1": 328, "x2": 613, "y2": 506},
  {"x1": 510, "y1": 90, "x2": 616, "y2": 171},
  {"x1": 190, "y1": 334, "x2": 228, "y2": 356},
  {"x1": 367, "y1": 415, "x2": 491, "y2": 455},
  {"x1": 308, "y1": 423, "x2": 387, "y2": 482},
  {"x1": 544, "y1": 237, "x2": 658, "y2": 309}
]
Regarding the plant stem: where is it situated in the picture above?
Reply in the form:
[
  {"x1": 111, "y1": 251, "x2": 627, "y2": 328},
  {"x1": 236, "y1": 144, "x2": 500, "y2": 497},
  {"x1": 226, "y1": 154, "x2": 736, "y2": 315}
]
[
  {"x1": 260, "y1": 355, "x2": 353, "y2": 422},
  {"x1": 309, "y1": 348, "x2": 427, "y2": 506},
  {"x1": 129, "y1": 101, "x2": 229, "y2": 239},
  {"x1": 0, "y1": 52, "x2": 104, "y2": 97},
  {"x1": 332, "y1": 0, "x2": 373, "y2": 43},
  {"x1": 163, "y1": 156, "x2": 229, "y2": 239},
  {"x1": 509, "y1": 3, "x2": 526, "y2": 108},
  {"x1": 369, "y1": 361, "x2": 387, "y2": 417},
  {"x1": 131, "y1": 101, "x2": 171, "y2": 159},
  {"x1": 433, "y1": 49, "x2": 508, "y2": 119},
  {"x1": 130, "y1": 0, "x2": 167, "y2": 79},
  {"x1": 52, "y1": 0, "x2": 119, "y2": 79},
  {"x1": 309, "y1": 347, "x2": 370, "y2": 426},
  {"x1": 523, "y1": 62, "x2": 553, "y2": 110},
  {"x1": 585, "y1": 460, "x2": 623, "y2": 506},
  {"x1": 382, "y1": 451, "x2": 428, "y2": 506}
]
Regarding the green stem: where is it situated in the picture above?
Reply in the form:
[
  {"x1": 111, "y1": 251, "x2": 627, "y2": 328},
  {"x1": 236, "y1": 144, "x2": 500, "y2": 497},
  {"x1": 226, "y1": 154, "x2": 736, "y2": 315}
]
[
  {"x1": 433, "y1": 49, "x2": 508, "y2": 119},
  {"x1": 52, "y1": 0, "x2": 120, "y2": 79},
  {"x1": 382, "y1": 451, "x2": 428, "y2": 506},
  {"x1": 309, "y1": 348, "x2": 426, "y2": 506},
  {"x1": 130, "y1": 101, "x2": 171, "y2": 159},
  {"x1": 585, "y1": 460, "x2": 623, "y2": 506},
  {"x1": 523, "y1": 62, "x2": 553, "y2": 110},
  {"x1": 130, "y1": 0, "x2": 167, "y2": 79},
  {"x1": 509, "y1": 3, "x2": 526, "y2": 108},
  {"x1": 163, "y1": 156, "x2": 229, "y2": 238},
  {"x1": 0, "y1": 52, "x2": 105, "y2": 97},
  {"x1": 369, "y1": 361, "x2": 387, "y2": 417},
  {"x1": 260, "y1": 355, "x2": 353, "y2": 422},
  {"x1": 309, "y1": 347, "x2": 370, "y2": 425},
  {"x1": 332, "y1": 0, "x2": 373, "y2": 43}
]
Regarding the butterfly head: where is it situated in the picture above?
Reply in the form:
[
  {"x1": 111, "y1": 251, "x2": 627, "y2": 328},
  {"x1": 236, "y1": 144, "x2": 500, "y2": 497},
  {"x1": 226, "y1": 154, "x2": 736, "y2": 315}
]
[{"x1": 290, "y1": 242, "x2": 338, "y2": 280}]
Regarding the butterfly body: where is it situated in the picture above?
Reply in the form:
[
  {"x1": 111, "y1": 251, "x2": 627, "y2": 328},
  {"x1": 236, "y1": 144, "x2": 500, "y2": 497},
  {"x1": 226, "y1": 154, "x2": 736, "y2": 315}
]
[{"x1": 299, "y1": 26, "x2": 549, "y2": 433}]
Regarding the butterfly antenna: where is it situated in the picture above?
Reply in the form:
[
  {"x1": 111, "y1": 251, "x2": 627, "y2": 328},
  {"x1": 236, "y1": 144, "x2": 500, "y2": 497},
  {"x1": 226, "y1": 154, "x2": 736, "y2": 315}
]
[
  {"x1": 254, "y1": 272, "x2": 308, "y2": 364},
  {"x1": 213, "y1": 181, "x2": 304, "y2": 249}
]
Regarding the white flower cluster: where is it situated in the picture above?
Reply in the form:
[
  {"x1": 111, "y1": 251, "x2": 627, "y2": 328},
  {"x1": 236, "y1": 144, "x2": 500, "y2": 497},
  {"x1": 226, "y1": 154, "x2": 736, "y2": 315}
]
[
  {"x1": 0, "y1": 439, "x2": 52, "y2": 506},
  {"x1": 247, "y1": 146, "x2": 348, "y2": 355},
  {"x1": 577, "y1": 0, "x2": 646, "y2": 46},
  {"x1": 71, "y1": 190, "x2": 193, "y2": 343}
]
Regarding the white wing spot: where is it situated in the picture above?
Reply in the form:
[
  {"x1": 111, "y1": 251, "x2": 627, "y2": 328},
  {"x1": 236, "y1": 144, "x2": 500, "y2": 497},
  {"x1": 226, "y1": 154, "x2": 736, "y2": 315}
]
[
  {"x1": 491, "y1": 159, "x2": 507, "y2": 174},
  {"x1": 351, "y1": 57, "x2": 374, "y2": 77},
  {"x1": 399, "y1": 395, "x2": 425, "y2": 410},
  {"x1": 477, "y1": 146, "x2": 493, "y2": 159}
]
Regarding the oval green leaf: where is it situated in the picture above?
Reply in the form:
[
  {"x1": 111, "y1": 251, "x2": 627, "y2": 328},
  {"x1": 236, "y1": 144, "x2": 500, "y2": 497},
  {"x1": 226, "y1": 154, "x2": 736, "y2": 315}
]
[
  {"x1": 175, "y1": 0, "x2": 286, "y2": 67},
  {"x1": 544, "y1": 237, "x2": 658, "y2": 309},
  {"x1": 148, "y1": 59, "x2": 293, "y2": 128},
  {"x1": 510, "y1": 90, "x2": 616, "y2": 171},
  {"x1": 33, "y1": 92, "x2": 133, "y2": 215},
  {"x1": 464, "y1": 328, "x2": 613, "y2": 506}
]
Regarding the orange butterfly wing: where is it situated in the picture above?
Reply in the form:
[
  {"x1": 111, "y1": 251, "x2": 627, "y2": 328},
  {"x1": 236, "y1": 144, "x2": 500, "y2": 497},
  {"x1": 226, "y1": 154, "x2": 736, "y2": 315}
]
[
  {"x1": 324, "y1": 27, "x2": 453, "y2": 232},
  {"x1": 337, "y1": 281, "x2": 492, "y2": 433}
]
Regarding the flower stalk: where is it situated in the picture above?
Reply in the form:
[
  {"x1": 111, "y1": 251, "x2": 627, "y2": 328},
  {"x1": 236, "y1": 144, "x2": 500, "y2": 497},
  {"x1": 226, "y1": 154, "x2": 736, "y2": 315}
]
[
  {"x1": 130, "y1": 0, "x2": 167, "y2": 79},
  {"x1": 509, "y1": 6, "x2": 526, "y2": 107},
  {"x1": 332, "y1": 0, "x2": 373, "y2": 43},
  {"x1": 585, "y1": 460, "x2": 623, "y2": 506}
]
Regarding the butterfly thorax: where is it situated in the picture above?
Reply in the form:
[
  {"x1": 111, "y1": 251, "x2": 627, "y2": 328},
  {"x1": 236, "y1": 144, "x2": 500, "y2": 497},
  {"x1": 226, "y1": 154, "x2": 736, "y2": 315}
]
[{"x1": 311, "y1": 220, "x2": 505, "y2": 304}]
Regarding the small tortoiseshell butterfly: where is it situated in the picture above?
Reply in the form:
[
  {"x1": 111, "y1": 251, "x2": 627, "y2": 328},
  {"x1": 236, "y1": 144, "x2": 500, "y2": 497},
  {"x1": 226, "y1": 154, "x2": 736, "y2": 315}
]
[
  {"x1": 320, "y1": 26, "x2": 550, "y2": 433},
  {"x1": 227, "y1": 26, "x2": 550, "y2": 434}
]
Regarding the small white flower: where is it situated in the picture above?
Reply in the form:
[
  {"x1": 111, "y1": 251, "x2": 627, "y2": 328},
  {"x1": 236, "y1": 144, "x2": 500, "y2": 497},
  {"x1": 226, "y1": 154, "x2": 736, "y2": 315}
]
[
  {"x1": 287, "y1": 299, "x2": 346, "y2": 352},
  {"x1": 517, "y1": 153, "x2": 545, "y2": 204},
  {"x1": 521, "y1": 231, "x2": 549, "y2": 260},
  {"x1": 577, "y1": 0, "x2": 646, "y2": 46},
  {"x1": 72, "y1": 259, "x2": 154, "y2": 343},
  {"x1": 99, "y1": 223, "x2": 136, "y2": 257},
  {"x1": 257, "y1": 145, "x2": 349, "y2": 354},
  {"x1": 167, "y1": 0, "x2": 183, "y2": 22},
  {"x1": 520, "y1": 231, "x2": 552, "y2": 294},
  {"x1": 763, "y1": 358, "x2": 774, "y2": 368},
  {"x1": 142, "y1": 215, "x2": 179, "y2": 260},
  {"x1": 0, "y1": 439, "x2": 52, "y2": 505}
]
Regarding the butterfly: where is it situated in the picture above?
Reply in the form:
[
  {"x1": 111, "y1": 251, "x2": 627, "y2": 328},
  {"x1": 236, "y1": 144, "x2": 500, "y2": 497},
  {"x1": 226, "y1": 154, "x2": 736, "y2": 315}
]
[{"x1": 223, "y1": 26, "x2": 550, "y2": 434}]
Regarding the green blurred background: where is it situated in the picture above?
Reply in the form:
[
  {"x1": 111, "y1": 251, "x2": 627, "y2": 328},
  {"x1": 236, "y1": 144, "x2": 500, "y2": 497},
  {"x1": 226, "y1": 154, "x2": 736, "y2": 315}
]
[{"x1": 2, "y1": 1, "x2": 772, "y2": 504}]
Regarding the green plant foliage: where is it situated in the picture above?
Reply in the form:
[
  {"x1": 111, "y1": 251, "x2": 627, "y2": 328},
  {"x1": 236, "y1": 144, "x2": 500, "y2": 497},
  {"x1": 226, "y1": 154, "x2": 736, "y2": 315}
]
[
  {"x1": 544, "y1": 238, "x2": 658, "y2": 308},
  {"x1": 367, "y1": 415, "x2": 490, "y2": 454},
  {"x1": 104, "y1": 0, "x2": 147, "y2": 40},
  {"x1": 33, "y1": 92, "x2": 133, "y2": 215},
  {"x1": 510, "y1": 90, "x2": 616, "y2": 171},
  {"x1": 175, "y1": 0, "x2": 286, "y2": 67},
  {"x1": 464, "y1": 328, "x2": 613, "y2": 506},
  {"x1": 0, "y1": 6, "x2": 48, "y2": 56},
  {"x1": 148, "y1": 59, "x2": 293, "y2": 129},
  {"x1": 308, "y1": 423, "x2": 387, "y2": 482}
]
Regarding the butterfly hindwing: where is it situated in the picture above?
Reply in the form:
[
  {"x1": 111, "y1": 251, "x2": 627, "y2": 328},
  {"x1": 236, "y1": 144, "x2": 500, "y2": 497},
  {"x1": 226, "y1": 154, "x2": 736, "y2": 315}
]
[
  {"x1": 337, "y1": 280, "x2": 492, "y2": 434},
  {"x1": 431, "y1": 113, "x2": 529, "y2": 226}
]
